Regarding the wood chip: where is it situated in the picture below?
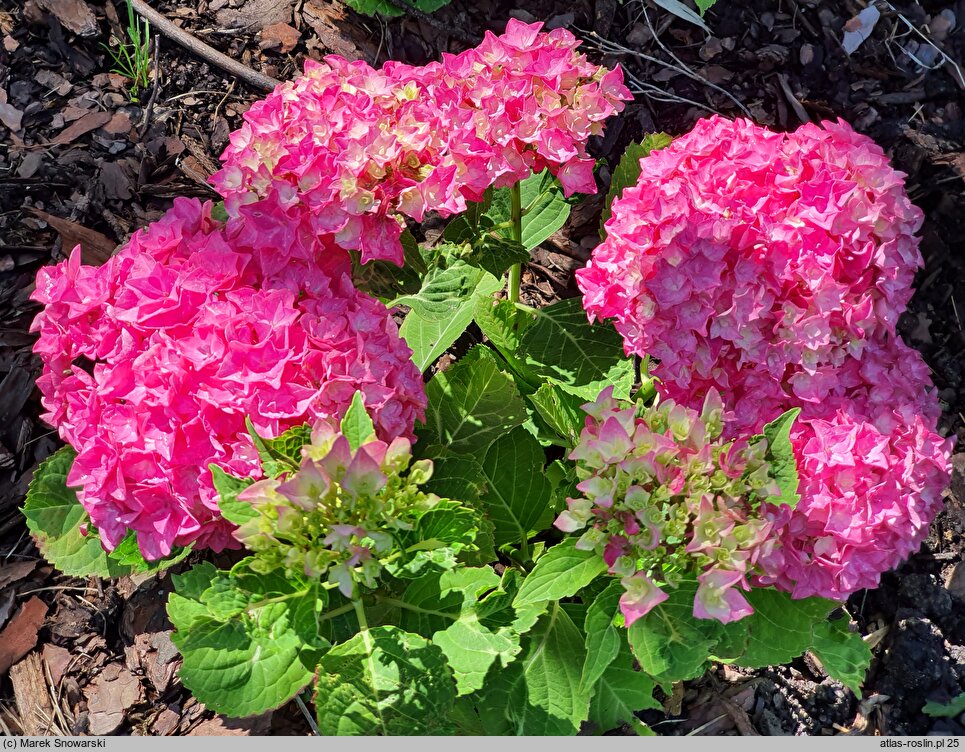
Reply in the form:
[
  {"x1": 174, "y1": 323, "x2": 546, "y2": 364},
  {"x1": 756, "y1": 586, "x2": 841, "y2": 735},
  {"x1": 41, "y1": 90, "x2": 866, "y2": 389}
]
[
  {"x1": 28, "y1": 208, "x2": 116, "y2": 265},
  {"x1": 259, "y1": 22, "x2": 300, "y2": 53},
  {"x1": 102, "y1": 111, "x2": 132, "y2": 136},
  {"x1": 42, "y1": 643, "x2": 72, "y2": 687},
  {"x1": 36, "y1": 0, "x2": 98, "y2": 36},
  {"x1": 84, "y1": 665, "x2": 143, "y2": 735},
  {"x1": 51, "y1": 110, "x2": 112, "y2": 145},
  {"x1": 0, "y1": 597, "x2": 49, "y2": 675},
  {"x1": 0, "y1": 560, "x2": 38, "y2": 589},
  {"x1": 0, "y1": 102, "x2": 24, "y2": 132},
  {"x1": 10, "y1": 652, "x2": 56, "y2": 736}
]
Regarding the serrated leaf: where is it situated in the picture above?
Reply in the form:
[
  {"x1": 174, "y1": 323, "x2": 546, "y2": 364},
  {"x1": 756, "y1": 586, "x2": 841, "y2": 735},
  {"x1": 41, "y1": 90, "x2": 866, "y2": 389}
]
[
  {"x1": 422, "y1": 454, "x2": 487, "y2": 502},
  {"x1": 695, "y1": 0, "x2": 717, "y2": 15},
  {"x1": 107, "y1": 531, "x2": 192, "y2": 574},
  {"x1": 465, "y1": 235, "x2": 530, "y2": 278},
  {"x1": 923, "y1": 694, "x2": 965, "y2": 718},
  {"x1": 601, "y1": 134, "x2": 673, "y2": 234},
  {"x1": 341, "y1": 391, "x2": 377, "y2": 451},
  {"x1": 513, "y1": 538, "x2": 608, "y2": 607},
  {"x1": 22, "y1": 446, "x2": 131, "y2": 578},
  {"x1": 734, "y1": 589, "x2": 834, "y2": 669},
  {"x1": 581, "y1": 581, "x2": 623, "y2": 692},
  {"x1": 391, "y1": 259, "x2": 491, "y2": 321},
  {"x1": 418, "y1": 346, "x2": 527, "y2": 456},
  {"x1": 504, "y1": 601, "x2": 590, "y2": 735},
  {"x1": 810, "y1": 617, "x2": 872, "y2": 695},
  {"x1": 245, "y1": 419, "x2": 311, "y2": 478},
  {"x1": 528, "y1": 383, "x2": 587, "y2": 447},
  {"x1": 400, "y1": 272, "x2": 503, "y2": 372},
  {"x1": 627, "y1": 582, "x2": 716, "y2": 683},
  {"x1": 518, "y1": 298, "x2": 635, "y2": 400},
  {"x1": 341, "y1": 0, "x2": 449, "y2": 17},
  {"x1": 651, "y1": 0, "x2": 710, "y2": 31},
  {"x1": 168, "y1": 566, "x2": 326, "y2": 717},
  {"x1": 315, "y1": 626, "x2": 456, "y2": 735},
  {"x1": 757, "y1": 408, "x2": 802, "y2": 508},
  {"x1": 588, "y1": 642, "x2": 660, "y2": 732},
  {"x1": 210, "y1": 464, "x2": 257, "y2": 527},
  {"x1": 434, "y1": 615, "x2": 520, "y2": 695},
  {"x1": 352, "y1": 229, "x2": 425, "y2": 302},
  {"x1": 479, "y1": 428, "x2": 553, "y2": 550},
  {"x1": 488, "y1": 170, "x2": 573, "y2": 251}
]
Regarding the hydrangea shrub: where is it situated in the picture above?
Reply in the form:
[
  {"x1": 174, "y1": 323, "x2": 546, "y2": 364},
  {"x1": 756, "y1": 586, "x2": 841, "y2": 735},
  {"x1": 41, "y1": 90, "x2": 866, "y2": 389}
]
[{"x1": 22, "y1": 20, "x2": 951, "y2": 735}]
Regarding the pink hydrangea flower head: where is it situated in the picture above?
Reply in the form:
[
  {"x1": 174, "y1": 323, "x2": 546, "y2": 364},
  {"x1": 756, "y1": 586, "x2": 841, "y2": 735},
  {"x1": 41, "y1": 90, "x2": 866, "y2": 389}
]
[
  {"x1": 579, "y1": 115, "x2": 925, "y2": 434},
  {"x1": 30, "y1": 198, "x2": 426, "y2": 560},
  {"x1": 213, "y1": 20, "x2": 630, "y2": 266}
]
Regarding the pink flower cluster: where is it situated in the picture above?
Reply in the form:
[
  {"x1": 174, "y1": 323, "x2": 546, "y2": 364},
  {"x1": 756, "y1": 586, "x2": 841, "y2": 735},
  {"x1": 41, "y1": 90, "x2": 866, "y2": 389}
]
[
  {"x1": 556, "y1": 387, "x2": 788, "y2": 626},
  {"x1": 212, "y1": 19, "x2": 630, "y2": 266},
  {"x1": 31, "y1": 199, "x2": 426, "y2": 559},
  {"x1": 579, "y1": 116, "x2": 953, "y2": 600}
]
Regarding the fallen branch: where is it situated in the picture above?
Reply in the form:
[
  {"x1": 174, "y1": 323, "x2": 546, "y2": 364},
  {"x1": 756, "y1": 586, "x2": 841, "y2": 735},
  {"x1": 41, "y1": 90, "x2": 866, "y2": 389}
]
[{"x1": 129, "y1": 0, "x2": 281, "y2": 93}]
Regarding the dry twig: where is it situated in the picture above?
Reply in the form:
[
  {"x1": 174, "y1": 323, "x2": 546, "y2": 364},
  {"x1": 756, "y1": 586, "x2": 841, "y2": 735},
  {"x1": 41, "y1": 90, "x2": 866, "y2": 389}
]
[{"x1": 129, "y1": 0, "x2": 280, "y2": 92}]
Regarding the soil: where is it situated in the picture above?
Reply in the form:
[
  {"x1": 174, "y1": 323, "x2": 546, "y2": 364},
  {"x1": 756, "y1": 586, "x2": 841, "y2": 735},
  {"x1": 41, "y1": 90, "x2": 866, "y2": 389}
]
[{"x1": 0, "y1": 0, "x2": 963, "y2": 737}]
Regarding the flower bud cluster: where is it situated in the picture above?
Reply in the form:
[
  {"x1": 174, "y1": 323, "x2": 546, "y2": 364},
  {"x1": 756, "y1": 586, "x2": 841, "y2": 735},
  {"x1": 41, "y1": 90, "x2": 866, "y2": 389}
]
[
  {"x1": 556, "y1": 387, "x2": 788, "y2": 626},
  {"x1": 235, "y1": 422, "x2": 440, "y2": 597}
]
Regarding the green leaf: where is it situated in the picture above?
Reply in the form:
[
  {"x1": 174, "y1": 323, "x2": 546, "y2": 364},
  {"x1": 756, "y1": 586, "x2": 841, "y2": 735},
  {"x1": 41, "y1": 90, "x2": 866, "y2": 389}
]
[
  {"x1": 528, "y1": 383, "x2": 587, "y2": 447},
  {"x1": 211, "y1": 201, "x2": 228, "y2": 223},
  {"x1": 341, "y1": 391, "x2": 377, "y2": 451},
  {"x1": 418, "y1": 346, "x2": 527, "y2": 457},
  {"x1": 479, "y1": 428, "x2": 553, "y2": 550},
  {"x1": 422, "y1": 454, "x2": 487, "y2": 502},
  {"x1": 22, "y1": 447, "x2": 131, "y2": 578},
  {"x1": 245, "y1": 419, "x2": 311, "y2": 478},
  {"x1": 341, "y1": 0, "x2": 450, "y2": 17},
  {"x1": 756, "y1": 407, "x2": 802, "y2": 508},
  {"x1": 168, "y1": 566, "x2": 325, "y2": 717},
  {"x1": 695, "y1": 0, "x2": 717, "y2": 15},
  {"x1": 923, "y1": 694, "x2": 965, "y2": 718},
  {"x1": 489, "y1": 170, "x2": 573, "y2": 251},
  {"x1": 601, "y1": 134, "x2": 673, "y2": 235},
  {"x1": 581, "y1": 581, "x2": 623, "y2": 692},
  {"x1": 517, "y1": 298, "x2": 635, "y2": 400},
  {"x1": 464, "y1": 235, "x2": 530, "y2": 278},
  {"x1": 588, "y1": 643, "x2": 660, "y2": 732},
  {"x1": 513, "y1": 538, "x2": 608, "y2": 607},
  {"x1": 473, "y1": 295, "x2": 538, "y2": 380},
  {"x1": 315, "y1": 626, "x2": 456, "y2": 735},
  {"x1": 400, "y1": 271, "x2": 502, "y2": 372},
  {"x1": 810, "y1": 617, "x2": 872, "y2": 695},
  {"x1": 733, "y1": 589, "x2": 834, "y2": 669},
  {"x1": 210, "y1": 465, "x2": 257, "y2": 527},
  {"x1": 391, "y1": 259, "x2": 492, "y2": 321},
  {"x1": 107, "y1": 531, "x2": 192, "y2": 575},
  {"x1": 390, "y1": 501, "x2": 485, "y2": 578},
  {"x1": 434, "y1": 615, "x2": 520, "y2": 696},
  {"x1": 352, "y1": 229, "x2": 425, "y2": 302},
  {"x1": 492, "y1": 601, "x2": 590, "y2": 735},
  {"x1": 627, "y1": 582, "x2": 716, "y2": 683}
]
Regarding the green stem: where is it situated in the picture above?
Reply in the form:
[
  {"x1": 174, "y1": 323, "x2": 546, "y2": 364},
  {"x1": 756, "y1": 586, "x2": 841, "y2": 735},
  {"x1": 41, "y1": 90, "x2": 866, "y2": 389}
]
[
  {"x1": 375, "y1": 596, "x2": 458, "y2": 621},
  {"x1": 317, "y1": 602, "x2": 355, "y2": 623},
  {"x1": 352, "y1": 598, "x2": 388, "y2": 733},
  {"x1": 508, "y1": 182, "x2": 523, "y2": 303}
]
